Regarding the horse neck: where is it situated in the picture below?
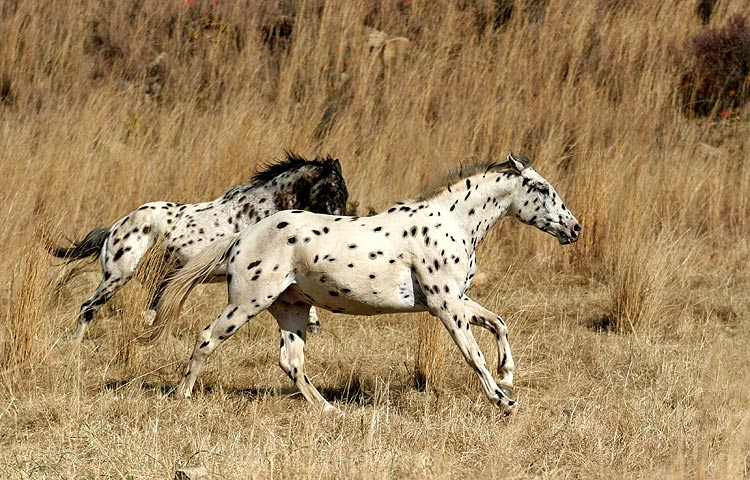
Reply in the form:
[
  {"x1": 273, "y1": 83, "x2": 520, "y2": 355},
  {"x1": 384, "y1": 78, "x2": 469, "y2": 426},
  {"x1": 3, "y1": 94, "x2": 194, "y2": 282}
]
[
  {"x1": 276, "y1": 166, "x2": 320, "y2": 210},
  {"x1": 237, "y1": 166, "x2": 317, "y2": 212},
  {"x1": 433, "y1": 170, "x2": 519, "y2": 253}
]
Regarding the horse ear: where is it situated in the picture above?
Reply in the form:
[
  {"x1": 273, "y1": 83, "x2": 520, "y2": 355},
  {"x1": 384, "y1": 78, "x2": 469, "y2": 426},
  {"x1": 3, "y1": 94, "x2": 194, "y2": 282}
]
[
  {"x1": 508, "y1": 153, "x2": 530, "y2": 172},
  {"x1": 331, "y1": 158, "x2": 342, "y2": 173}
]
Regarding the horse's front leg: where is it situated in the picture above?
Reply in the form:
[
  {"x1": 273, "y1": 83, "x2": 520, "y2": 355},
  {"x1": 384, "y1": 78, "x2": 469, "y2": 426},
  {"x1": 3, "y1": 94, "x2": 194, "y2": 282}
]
[
  {"x1": 269, "y1": 299, "x2": 341, "y2": 415},
  {"x1": 462, "y1": 296, "x2": 514, "y2": 394},
  {"x1": 426, "y1": 290, "x2": 516, "y2": 414}
]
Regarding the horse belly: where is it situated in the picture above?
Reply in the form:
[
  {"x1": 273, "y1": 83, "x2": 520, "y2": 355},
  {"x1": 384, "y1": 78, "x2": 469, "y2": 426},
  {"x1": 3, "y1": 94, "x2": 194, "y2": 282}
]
[{"x1": 291, "y1": 268, "x2": 425, "y2": 315}]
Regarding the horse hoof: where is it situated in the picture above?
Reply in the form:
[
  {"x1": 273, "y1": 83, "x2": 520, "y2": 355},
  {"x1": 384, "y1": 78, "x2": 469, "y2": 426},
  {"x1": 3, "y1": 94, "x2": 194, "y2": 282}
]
[
  {"x1": 141, "y1": 309, "x2": 157, "y2": 326},
  {"x1": 502, "y1": 398, "x2": 518, "y2": 415},
  {"x1": 323, "y1": 404, "x2": 344, "y2": 416},
  {"x1": 307, "y1": 325, "x2": 321, "y2": 335},
  {"x1": 497, "y1": 381, "x2": 514, "y2": 398},
  {"x1": 175, "y1": 382, "x2": 192, "y2": 399}
]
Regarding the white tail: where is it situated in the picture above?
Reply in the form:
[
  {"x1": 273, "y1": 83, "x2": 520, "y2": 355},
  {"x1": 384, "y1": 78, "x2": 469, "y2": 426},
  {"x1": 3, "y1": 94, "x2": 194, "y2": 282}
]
[{"x1": 138, "y1": 233, "x2": 241, "y2": 343}]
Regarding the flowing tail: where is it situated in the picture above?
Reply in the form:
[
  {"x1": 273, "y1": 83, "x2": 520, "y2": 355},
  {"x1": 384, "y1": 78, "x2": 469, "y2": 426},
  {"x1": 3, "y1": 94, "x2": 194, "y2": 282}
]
[
  {"x1": 138, "y1": 233, "x2": 241, "y2": 344},
  {"x1": 46, "y1": 226, "x2": 111, "y2": 261}
]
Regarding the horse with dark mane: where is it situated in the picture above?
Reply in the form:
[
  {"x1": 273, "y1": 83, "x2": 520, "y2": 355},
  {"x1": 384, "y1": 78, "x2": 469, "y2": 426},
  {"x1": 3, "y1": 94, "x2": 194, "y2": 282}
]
[
  {"x1": 149, "y1": 153, "x2": 580, "y2": 415},
  {"x1": 49, "y1": 152, "x2": 349, "y2": 342}
]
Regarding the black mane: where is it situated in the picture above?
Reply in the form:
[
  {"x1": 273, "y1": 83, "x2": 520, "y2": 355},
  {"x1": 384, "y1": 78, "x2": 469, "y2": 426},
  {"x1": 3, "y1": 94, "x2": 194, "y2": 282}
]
[
  {"x1": 221, "y1": 152, "x2": 338, "y2": 199},
  {"x1": 251, "y1": 152, "x2": 333, "y2": 185}
]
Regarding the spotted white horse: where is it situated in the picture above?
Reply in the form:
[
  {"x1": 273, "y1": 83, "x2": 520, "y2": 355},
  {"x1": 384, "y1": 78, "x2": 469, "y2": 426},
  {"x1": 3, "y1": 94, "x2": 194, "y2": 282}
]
[
  {"x1": 150, "y1": 153, "x2": 580, "y2": 414},
  {"x1": 48, "y1": 153, "x2": 349, "y2": 342}
]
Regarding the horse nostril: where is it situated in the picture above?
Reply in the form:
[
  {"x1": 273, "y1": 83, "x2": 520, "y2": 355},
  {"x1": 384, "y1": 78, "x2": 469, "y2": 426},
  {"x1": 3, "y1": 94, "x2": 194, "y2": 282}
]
[{"x1": 568, "y1": 223, "x2": 581, "y2": 239}]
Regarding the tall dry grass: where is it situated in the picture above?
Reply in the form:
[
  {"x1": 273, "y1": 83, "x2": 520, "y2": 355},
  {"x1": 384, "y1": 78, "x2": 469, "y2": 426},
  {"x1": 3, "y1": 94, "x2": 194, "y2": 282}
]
[{"x1": 2, "y1": 0, "x2": 750, "y2": 477}]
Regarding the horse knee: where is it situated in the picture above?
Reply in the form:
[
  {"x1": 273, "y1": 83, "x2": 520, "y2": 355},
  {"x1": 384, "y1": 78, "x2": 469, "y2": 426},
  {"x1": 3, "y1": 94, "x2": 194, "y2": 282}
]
[
  {"x1": 278, "y1": 353, "x2": 290, "y2": 375},
  {"x1": 495, "y1": 316, "x2": 508, "y2": 335},
  {"x1": 278, "y1": 356, "x2": 300, "y2": 380},
  {"x1": 278, "y1": 342, "x2": 292, "y2": 376},
  {"x1": 498, "y1": 353, "x2": 515, "y2": 388},
  {"x1": 80, "y1": 306, "x2": 96, "y2": 322},
  {"x1": 278, "y1": 346, "x2": 303, "y2": 381},
  {"x1": 195, "y1": 327, "x2": 213, "y2": 348}
]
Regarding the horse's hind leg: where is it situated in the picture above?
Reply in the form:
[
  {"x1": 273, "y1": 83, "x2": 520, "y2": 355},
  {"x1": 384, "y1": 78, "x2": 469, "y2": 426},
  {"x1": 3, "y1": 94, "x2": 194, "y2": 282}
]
[
  {"x1": 76, "y1": 274, "x2": 131, "y2": 342},
  {"x1": 268, "y1": 296, "x2": 339, "y2": 414},
  {"x1": 76, "y1": 237, "x2": 154, "y2": 341},
  {"x1": 147, "y1": 276, "x2": 169, "y2": 311},
  {"x1": 176, "y1": 302, "x2": 262, "y2": 397},
  {"x1": 143, "y1": 273, "x2": 171, "y2": 325}
]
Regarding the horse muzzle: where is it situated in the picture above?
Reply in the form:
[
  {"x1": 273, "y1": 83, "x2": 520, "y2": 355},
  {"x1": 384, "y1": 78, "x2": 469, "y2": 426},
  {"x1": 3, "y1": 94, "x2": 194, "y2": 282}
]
[{"x1": 556, "y1": 221, "x2": 582, "y2": 245}]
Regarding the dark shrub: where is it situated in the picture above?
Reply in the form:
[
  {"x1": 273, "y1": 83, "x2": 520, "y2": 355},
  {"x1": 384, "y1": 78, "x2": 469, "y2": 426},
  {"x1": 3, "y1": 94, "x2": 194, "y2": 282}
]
[{"x1": 681, "y1": 14, "x2": 750, "y2": 117}]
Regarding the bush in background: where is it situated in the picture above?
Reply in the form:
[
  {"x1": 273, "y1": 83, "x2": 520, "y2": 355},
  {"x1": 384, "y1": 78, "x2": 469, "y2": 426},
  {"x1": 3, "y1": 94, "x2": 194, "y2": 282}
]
[{"x1": 681, "y1": 13, "x2": 750, "y2": 117}]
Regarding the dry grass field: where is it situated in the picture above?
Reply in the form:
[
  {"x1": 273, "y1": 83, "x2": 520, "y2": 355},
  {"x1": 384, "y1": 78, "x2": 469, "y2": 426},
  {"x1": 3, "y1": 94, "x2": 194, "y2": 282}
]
[{"x1": 2, "y1": 0, "x2": 750, "y2": 477}]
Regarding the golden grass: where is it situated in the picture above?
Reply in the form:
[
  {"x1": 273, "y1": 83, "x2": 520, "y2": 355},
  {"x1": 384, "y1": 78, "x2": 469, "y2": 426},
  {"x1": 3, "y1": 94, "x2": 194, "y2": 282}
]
[
  {"x1": 415, "y1": 311, "x2": 448, "y2": 390},
  {"x1": 2, "y1": 0, "x2": 750, "y2": 477}
]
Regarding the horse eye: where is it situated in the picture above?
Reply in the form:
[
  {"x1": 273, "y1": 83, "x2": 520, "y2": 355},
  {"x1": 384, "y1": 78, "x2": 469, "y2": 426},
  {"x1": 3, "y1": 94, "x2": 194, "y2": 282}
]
[{"x1": 538, "y1": 186, "x2": 549, "y2": 196}]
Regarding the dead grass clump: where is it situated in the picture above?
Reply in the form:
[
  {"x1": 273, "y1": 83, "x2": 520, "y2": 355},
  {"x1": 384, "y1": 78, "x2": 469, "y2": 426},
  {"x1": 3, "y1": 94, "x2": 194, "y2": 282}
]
[
  {"x1": 109, "y1": 241, "x2": 177, "y2": 369},
  {"x1": 414, "y1": 312, "x2": 448, "y2": 391},
  {"x1": 0, "y1": 247, "x2": 52, "y2": 381},
  {"x1": 605, "y1": 222, "x2": 686, "y2": 334},
  {"x1": 680, "y1": 13, "x2": 750, "y2": 117}
]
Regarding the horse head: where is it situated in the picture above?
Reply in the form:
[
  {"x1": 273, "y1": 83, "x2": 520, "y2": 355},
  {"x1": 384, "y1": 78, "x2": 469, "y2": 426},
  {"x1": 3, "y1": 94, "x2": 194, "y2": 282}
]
[
  {"x1": 307, "y1": 156, "x2": 349, "y2": 216},
  {"x1": 508, "y1": 153, "x2": 581, "y2": 245}
]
